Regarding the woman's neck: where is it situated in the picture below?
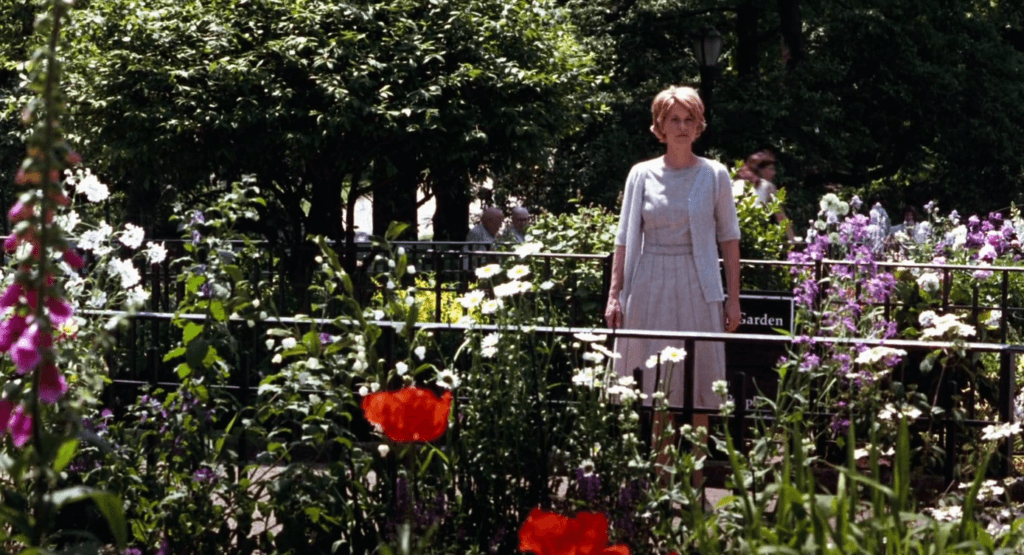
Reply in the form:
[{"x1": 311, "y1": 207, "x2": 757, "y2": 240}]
[{"x1": 663, "y1": 147, "x2": 697, "y2": 169}]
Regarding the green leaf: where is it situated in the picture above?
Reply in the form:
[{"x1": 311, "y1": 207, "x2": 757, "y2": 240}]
[
  {"x1": 210, "y1": 300, "x2": 226, "y2": 322},
  {"x1": 182, "y1": 322, "x2": 204, "y2": 345},
  {"x1": 46, "y1": 486, "x2": 127, "y2": 549},
  {"x1": 163, "y1": 347, "x2": 186, "y2": 362},
  {"x1": 300, "y1": 198, "x2": 311, "y2": 217},
  {"x1": 53, "y1": 439, "x2": 79, "y2": 473}
]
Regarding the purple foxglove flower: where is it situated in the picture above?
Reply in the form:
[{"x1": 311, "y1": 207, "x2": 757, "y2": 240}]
[
  {"x1": 38, "y1": 363, "x2": 68, "y2": 403},
  {"x1": 0, "y1": 314, "x2": 28, "y2": 352},
  {"x1": 11, "y1": 322, "x2": 49, "y2": 375},
  {"x1": 8, "y1": 406, "x2": 32, "y2": 447}
]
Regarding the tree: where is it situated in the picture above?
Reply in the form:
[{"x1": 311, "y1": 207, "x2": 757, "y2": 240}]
[
  {"x1": 58, "y1": 0, "x2": 597, "y2": 248},
  {"x1": 536, "y1": 0, "x2": 1024, "y2": 230}
]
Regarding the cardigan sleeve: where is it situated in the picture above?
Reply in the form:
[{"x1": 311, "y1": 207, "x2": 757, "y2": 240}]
[
  {"x1": 615, "y1": 165, "x2": 642, "y2": 247},
  {"x1": 714, "y1": 166, "x2": 742, "y2": 242}
]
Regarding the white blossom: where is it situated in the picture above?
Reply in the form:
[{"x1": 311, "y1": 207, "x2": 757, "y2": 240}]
[
  {"x1": 854, "y1": 346, "x2": 907, "y2": 365},
  {"x1": 981, "y1": 422, "x2": 1022, "y2": 442},
  {"x1": 506, "y1": 264, "x2": 531, "y2": 281},
  {"x1": 712, "y1": 380, "x2": 729, "y2": 397},
  {"x1": 435, "y1": 369, "x2": 461, "y2": 390},
  {"x1": 458, "y1": 290, "x2": 486, "y2": 309},
  {"x1": 480, "y1": 299, "x2": 503, "y2": 314},
  {"x1": 76, "y1": 172, "x2": 109, "y2": 202},
  {"x1": 78, "y1": 222, "x2": 114, "y2": 254},
  {"x1": 281, "y1": 337, "x2": 297, "y2": 350},
  {"x1": 108, "y1": 258, "x2": 140, "y2": 288},
  {"x1": 574, "y1": 332, "x2": 607, "y2": 343},
  {"x1": 916, "y1": 272, "x2": 940, "y2": 294},
  {"x1": 118, "y1": 223, "x2": 145, "y2": 249},
  {"x1": 475, "y1": 264, "x2": 502, "y2": 279},
  {"x1": 514, "y1": 242, "x2": 543, "y2": 258},
  {"x1": 396, "y1": 362, "x2": 409, "y2": 376},
  {"x1": 377, "y1": 444, "x2": 390, "y2": 457},
  {"x1": 145, "y1": 241, "x2": 168, "y2": 264},
  {"x1": 414, "y1": 346, "x2": 426, "y2": 360},
  {"x1": 124, "y1": 286, "x2": 150, "y2": 310}
]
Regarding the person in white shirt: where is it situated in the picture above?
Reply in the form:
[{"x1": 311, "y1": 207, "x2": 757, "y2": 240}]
[{"x1": 734, "y1": 149, "x2": 796, "y2": 242}]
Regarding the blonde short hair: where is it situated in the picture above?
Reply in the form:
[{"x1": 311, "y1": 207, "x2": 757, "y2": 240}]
[{"x1": 650, "y1": 86, "x2": 706, "y2": 140}]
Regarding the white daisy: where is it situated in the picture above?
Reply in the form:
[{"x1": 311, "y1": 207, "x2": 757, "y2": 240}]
[
  {"x1": 436, "y1": 369, "x2": 461, "y2": 390},
  {"x1": 506, "y1": 264, "x2": 531, "y2": 281},
  {"x1": 458, "y1": 290, "x2": 486, "y2": 309},
  {"x1": 475, "y1": 264, "x2": 502, "y2": 279}
]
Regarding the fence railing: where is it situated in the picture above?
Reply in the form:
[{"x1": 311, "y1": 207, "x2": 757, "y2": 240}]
[{"x1": 88, "y1": 309, "x2": 1023, "y2": 484}]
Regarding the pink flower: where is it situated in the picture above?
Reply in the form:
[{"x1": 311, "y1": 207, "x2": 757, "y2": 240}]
[
  {"x1": 8, "y1": 406, "x2": 32, "y2": 447},
  {"x1": 11, "y1": 323, "x2": 50, "y2": 375},
  {"x1": 46, "y1": 297, "x2": 73, "y2": 326},
  {"x1": 7, "y1": 201, "x2": 32, "y2": 223},
  {"x1": 63, "y1": 249, "x2": 84, "y2": 269},
  {"x1": 0, "y1": 399, "x2": 13, "y2": 430},
  {"x1": 0, "y1": 283, "x2": 24, "y2": 311},
  {"x1": 0, "y1": 314, "x2": 28, "y2": 352},
  {"x1": 38, "y1": 363, "x2": 68, "y2": 403}
]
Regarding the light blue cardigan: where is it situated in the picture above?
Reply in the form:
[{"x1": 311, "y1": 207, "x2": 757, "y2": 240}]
[{"x1": 614, "y1": 157, "x2": 741, "y2": 306}]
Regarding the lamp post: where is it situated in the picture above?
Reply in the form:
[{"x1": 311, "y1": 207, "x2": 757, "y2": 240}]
[{"x1": 694, "y1": 26, "x2": 723, "y2": 152}]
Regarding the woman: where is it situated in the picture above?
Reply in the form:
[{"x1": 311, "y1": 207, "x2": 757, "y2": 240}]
[
  {"x1": 736, "y1": 149, "x2": 796, "y2": 242},
  {"x1": 605, "y1": 85, "x2": 741, "y2": 410}
]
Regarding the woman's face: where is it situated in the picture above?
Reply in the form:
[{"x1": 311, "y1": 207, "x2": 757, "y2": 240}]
[{"x1": 658, "y1": 103, "x2": 700, "y2": 147}]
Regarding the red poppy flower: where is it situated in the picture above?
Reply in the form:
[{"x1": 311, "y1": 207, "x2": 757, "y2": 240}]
[
  {"x1": 518, "y1": 508, "x2": 630, "y2": 555},
  {"x1": 361, "y1": 387, "x2": 452, "y2": 443}
]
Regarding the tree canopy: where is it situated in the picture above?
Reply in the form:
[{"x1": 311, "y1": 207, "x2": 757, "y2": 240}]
[
  {"x1": 4, "y1": 0, "x2": 1024, "y2": 241},
  {"x1": 58, "y1": 0, "x2": 598, "y2": 241}
]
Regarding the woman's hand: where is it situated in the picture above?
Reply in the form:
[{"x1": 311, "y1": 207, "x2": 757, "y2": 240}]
[
  {"x1": 605, "y1": 296, "x2": 623, "y2": 329},
  {"x1": 724, "y1": 297, "x2": 741, "y2": 332}
]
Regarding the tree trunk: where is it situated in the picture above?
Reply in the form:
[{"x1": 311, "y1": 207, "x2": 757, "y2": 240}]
[
  {"x1": 778, "y1": 0, "x2": 803, "y2": 69},
  {"x1": 430, "y1": 171, "x2": 471, "y2": 242},
  {"x1": 372, "y1": 157, "x2": 419, "y2": 240},
  {"x1": 736, "y1": 0, "x2": 760, "y2": 78}
]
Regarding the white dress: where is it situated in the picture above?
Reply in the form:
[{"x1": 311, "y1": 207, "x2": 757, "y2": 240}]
[{"x1": 613, "y1": 161, "x2": 740, "y2": 409}]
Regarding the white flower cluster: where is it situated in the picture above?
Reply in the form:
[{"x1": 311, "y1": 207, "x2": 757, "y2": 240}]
[
  {"x1": 644, "y1": 346, "x2": 686, "y2": 369},
  {"x1": 980, "y1": 421, "x2": 1022, "y2": 442},
  {"x1": 915, "y1": 271, "x2": 941, "y2": 294},
  {"x1": 118, "y1": 223, "x2": 145, "y2": 249},
  {"x1": 853, "y1": 444, "x2": 895, "y2": 460},
  {"x1": 926, "y1": 504, "x2": 962, "y2": 522},
  {"x1": 78, "y1": 222, "x2": 114, "y2": 256},
  {"x1": 607, "y1": 375, "x2": 645, "y2": 403},
  {"x1": 572, "y1": 366, "x2": 605, "y2": 388},
  {"x1": 853, "y1": 346, "x2": 907, "y2": 366},
  {"x1": 71, "y1": 169, "x2": 110, "y2": 203},
  {"x1": 959, "y1": 478, "x2": 1006, "y2": 501},
  {"x1": 818, "y1": 193, "x2": 850, "y2": 220},
  {"x1": 918, "y1": 311, "x2": 976, "y2": 339},
  {"x1": 878, "y1": 403, "x2": 922, "y2": 421}
]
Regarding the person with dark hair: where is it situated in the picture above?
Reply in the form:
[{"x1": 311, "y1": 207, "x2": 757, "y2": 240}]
[{"x1": 735, "y1": 149, "x2": 796, "y2": 242}]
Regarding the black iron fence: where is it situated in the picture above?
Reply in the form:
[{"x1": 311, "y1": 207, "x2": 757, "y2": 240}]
[{"x1": 87, "y1": 309, "x2": 1023, "y2": 485}]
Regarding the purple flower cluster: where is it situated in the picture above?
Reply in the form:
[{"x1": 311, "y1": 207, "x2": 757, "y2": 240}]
[{"x1": 574, "y1": 467, "x2": 602, "y2": 505}]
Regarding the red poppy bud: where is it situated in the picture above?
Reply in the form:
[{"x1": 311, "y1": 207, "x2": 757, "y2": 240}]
[{"x1": 361, "y1": 387, "x2": 451, "y2": 443}]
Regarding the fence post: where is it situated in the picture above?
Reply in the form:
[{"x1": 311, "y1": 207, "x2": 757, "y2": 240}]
[{"x1": 999, "y1": 348, "x2": 1016, "y2": 477}]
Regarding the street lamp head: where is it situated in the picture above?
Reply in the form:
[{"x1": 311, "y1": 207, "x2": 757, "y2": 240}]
[{"x1": 694, "y1": 26, "x2": 723, "y2": 68}]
